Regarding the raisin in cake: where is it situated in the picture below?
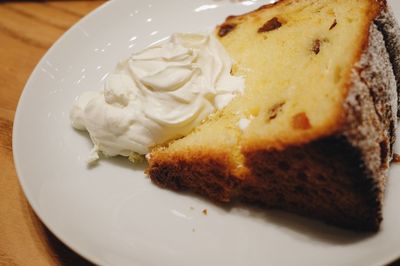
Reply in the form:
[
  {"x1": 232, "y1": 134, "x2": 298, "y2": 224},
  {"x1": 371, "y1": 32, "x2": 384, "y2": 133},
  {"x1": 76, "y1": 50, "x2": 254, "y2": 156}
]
[{"x1": 148, "y1": 0, "x2": 400, "y2": 231}]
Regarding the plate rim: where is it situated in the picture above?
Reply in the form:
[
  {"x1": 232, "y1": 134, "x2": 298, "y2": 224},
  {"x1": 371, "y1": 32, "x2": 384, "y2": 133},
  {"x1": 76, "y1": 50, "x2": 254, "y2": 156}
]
[{"x1": 12, "y1": 1, "x2": 113, "y2": 265}]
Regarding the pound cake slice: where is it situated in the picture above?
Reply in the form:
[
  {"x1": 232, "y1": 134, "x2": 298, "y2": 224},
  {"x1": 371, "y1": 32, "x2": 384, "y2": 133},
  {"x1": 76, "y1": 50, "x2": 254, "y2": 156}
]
[{"x1": 148, "y1": 0, "x2": 400, "y2": 231}]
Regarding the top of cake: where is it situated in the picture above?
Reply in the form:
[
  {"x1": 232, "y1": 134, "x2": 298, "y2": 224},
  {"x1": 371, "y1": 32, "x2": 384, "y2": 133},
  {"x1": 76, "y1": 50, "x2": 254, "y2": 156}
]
[{"x1": 152, "y1": 0, "x2": 385, "y2": 170}]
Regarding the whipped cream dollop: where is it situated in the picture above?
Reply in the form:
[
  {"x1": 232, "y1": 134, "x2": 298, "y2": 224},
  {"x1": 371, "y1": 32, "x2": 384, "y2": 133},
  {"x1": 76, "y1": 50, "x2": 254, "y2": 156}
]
[{"x1": 70, "y1": 33, "x2": 244, "y2": 162}]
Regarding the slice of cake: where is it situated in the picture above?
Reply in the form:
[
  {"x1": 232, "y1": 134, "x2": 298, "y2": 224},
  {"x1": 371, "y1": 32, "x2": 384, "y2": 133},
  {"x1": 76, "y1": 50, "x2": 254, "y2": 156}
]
[{"x1": 148, "y1": 0, "x2": 400, "y2": 231}]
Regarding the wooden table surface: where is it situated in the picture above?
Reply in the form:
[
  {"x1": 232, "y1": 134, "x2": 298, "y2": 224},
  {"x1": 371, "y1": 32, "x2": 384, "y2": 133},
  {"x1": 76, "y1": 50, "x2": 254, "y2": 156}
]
[
  {"x1": 0, "y1": 1, "x2": 399, "y2": 266},
  {"x1": 0, "y1": 1, "x2": 104, "y2": 265}
]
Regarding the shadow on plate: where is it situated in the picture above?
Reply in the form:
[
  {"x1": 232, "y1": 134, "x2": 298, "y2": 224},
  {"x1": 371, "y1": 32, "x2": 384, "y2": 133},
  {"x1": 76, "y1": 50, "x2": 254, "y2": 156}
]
[
  {"x1": 236, "y1": 204, "x2": 372, "y2": 245},
  {"x1": 167, "y1": 189, "x2": 376, "y2": 246},
  {"x1": 43, "y1": 226, "x2": 94, "y2": 266},
  {"x1": 24, "y1": 192, "x2": 94, "y2": 266}
]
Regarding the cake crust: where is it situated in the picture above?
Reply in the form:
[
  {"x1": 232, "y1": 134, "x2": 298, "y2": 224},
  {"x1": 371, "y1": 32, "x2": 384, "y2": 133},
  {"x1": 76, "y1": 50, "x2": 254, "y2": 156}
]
[{"x1": 148, "y1": 0, "x2": 400, "y2": 231}]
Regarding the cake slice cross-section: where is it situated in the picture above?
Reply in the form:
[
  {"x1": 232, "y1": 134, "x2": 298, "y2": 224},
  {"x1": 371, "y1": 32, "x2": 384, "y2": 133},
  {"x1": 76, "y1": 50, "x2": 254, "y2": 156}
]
[{"x1": 148, "y1": 0, "x2": 400, "y2": 231}]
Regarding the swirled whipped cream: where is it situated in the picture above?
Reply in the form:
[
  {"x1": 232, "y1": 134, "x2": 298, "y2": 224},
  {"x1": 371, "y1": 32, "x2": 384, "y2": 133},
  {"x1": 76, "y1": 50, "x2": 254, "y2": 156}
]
[{"x1": 70, "y1": 33, "x2": 244, "y2": 162}]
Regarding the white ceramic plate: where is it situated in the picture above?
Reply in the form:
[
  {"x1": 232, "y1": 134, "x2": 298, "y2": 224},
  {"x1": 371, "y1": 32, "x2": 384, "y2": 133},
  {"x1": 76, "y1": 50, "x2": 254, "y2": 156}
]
[{"x1": 13, "y1": 0, "x2": 400, "y2": 265}]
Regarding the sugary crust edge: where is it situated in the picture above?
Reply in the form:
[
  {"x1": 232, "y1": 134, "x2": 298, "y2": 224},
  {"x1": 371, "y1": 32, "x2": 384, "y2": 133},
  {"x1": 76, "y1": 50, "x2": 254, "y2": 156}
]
[
  {"x1": 345, "y1": 15, "x2": 398, "y2": 188},
  {"x1": 374, "y1": 6, "x2": 400, "y2": 115}
]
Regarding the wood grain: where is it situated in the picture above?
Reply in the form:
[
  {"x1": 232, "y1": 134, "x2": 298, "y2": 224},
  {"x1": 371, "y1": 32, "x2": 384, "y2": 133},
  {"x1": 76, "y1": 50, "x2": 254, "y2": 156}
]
[
  {"x1": 0, "y1": 1, "x2": 104, "y2": 265},
  {"x1": 0, "y1": 1, "x2": 400, "y2": 266}
]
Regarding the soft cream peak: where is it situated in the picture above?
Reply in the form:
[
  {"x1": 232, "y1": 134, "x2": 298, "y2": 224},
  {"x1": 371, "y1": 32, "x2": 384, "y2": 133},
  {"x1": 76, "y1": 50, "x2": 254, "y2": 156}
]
[{"x1": 70, "y1": 33, "x2": 244, "y2": 162}]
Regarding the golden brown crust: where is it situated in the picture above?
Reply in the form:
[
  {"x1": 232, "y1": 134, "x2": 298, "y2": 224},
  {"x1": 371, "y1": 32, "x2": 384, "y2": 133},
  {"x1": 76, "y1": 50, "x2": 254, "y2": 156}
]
[
  {"x1": 149, "y1": 149, "x2": 241, "y2": 202},
  {"x1": 375, "y1": 5, "x2": 400, "y2": 116},
  {"x1": 242, "y1": 136, "x2": 382, "y2": 231}
]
